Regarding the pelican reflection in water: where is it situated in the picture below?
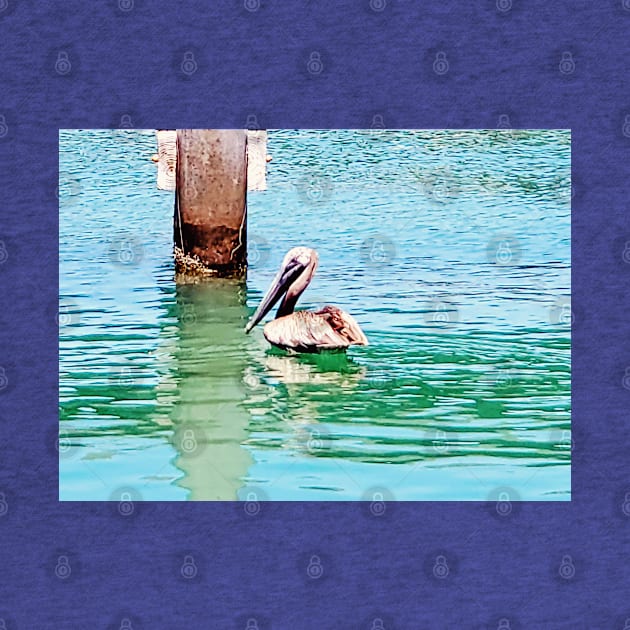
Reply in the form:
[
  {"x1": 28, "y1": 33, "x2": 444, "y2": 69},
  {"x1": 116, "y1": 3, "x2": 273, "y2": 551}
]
[{"x1": 244, "y1": 247, "x2": 368, "y2": 353}]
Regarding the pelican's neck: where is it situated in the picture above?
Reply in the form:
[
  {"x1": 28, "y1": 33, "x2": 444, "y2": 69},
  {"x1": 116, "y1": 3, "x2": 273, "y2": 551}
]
[
  {"x1": 276, "y1": 293, "x2": 299, "y2": 318},
  {"x1": 276, "y1": 261, "x2": 316, "y2": 318}
]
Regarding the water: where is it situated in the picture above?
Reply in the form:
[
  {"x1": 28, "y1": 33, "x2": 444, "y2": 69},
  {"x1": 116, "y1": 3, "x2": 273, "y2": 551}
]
[{"x1": 59, "y1": 129, "x2": 571, "y2": 501}]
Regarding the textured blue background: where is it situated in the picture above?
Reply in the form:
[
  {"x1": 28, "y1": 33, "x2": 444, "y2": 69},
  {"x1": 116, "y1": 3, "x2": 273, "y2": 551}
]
[{"x1": 1, "y1": 0, "x2": 629, "y2": 628}]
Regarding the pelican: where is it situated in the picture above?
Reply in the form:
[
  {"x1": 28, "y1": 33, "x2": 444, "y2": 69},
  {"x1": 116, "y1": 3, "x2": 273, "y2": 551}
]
[{"x1": 244, "y1": 247, "x2": 368, "y2": 353}]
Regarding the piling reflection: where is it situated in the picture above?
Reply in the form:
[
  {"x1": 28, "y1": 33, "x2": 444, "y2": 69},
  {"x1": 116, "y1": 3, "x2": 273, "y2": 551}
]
[{"x1": 166, "y1": 279, "x2": 252, "y2": 500}]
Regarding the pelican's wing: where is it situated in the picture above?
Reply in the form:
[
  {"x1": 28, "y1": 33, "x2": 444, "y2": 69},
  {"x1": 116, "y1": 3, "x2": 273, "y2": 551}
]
[
  {"x1": 316, "y1": 306, "x2": 369, "y2": 347},
  {"x1": 263, "y1": 308, "x2": 368, "y2": 352}
]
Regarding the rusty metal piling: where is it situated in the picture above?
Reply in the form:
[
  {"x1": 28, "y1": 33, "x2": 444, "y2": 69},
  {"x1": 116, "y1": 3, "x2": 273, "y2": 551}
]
[{"x1": 174, "y1": 129, "x2": 248, "y2": 278}]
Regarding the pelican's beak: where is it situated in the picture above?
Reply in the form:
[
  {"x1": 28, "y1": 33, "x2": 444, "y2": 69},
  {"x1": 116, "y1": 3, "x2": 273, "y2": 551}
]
[{"x1": 245, "y1": 259, "x2": 306, "y2": 333}]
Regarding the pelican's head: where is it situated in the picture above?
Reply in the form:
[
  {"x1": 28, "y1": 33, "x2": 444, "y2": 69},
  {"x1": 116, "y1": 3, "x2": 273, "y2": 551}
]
[
  {"x1": 244, "y1": 247, "x2": 318, "y2": 333},
  {"x1": 282, "y1": 246, "x2": 315, "y2": 269}
]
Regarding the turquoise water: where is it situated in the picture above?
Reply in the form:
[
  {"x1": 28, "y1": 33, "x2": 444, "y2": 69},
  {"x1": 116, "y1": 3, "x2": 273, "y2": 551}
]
[{"x1": 59, "y1": 129, "x2": 571, "y2": 501}]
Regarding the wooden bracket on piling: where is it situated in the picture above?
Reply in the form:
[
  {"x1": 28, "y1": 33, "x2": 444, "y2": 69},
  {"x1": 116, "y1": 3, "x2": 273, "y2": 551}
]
[
  {"x1": 246, "y1": 130, "x2": 268, "y2": 191},
  {"x1": 155, "y1": 130, "x2": 177, "y2": 191}
]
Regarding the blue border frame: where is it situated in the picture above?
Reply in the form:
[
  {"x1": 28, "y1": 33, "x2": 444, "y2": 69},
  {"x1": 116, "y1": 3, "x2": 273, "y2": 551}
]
[{"x1": 1, "y1": 1, "x2": 628, "y2": 627}]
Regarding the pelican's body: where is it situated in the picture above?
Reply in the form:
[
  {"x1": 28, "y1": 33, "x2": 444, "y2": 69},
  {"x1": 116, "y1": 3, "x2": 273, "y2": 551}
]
[
  {"x1": 263, "y1": 307, "x2": 367, "y2": 353},
  {"x1": 245, "y1": 247, "x2": 368, "y2": 353}
]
